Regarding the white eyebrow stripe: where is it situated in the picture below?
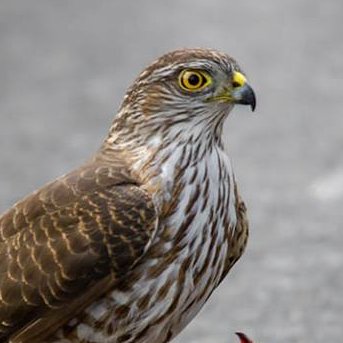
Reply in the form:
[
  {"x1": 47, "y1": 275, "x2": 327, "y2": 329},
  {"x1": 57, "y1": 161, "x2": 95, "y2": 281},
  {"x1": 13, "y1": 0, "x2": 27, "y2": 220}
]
[{"x1": 150, "y1": 60, "x2": 223, "y2": 80}]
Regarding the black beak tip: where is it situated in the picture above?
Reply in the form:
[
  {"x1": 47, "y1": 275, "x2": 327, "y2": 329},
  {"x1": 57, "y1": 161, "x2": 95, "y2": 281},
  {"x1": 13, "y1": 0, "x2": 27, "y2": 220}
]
[
  {"x1": 251, "y1": 94, "x2": 256, "y2": 112},
  {"x1": 235, "y1": 84, "x2": 257, "y2": 112},
  {"x1": 248, "y1": 86, "x2": 257, "y2": 112}
]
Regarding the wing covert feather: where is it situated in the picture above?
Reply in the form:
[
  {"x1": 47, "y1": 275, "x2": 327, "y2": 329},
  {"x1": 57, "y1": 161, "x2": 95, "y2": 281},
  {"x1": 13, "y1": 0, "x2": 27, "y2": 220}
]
[{"x1": 0, "y1": 163, "x2": 157, "y2": 342}]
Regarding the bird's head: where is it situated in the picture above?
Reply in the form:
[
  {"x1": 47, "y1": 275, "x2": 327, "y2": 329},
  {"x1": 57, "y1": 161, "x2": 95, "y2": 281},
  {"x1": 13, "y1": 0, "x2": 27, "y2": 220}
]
[{"x1": 109, "y1": 48, "x2": 256, "y2": 146}]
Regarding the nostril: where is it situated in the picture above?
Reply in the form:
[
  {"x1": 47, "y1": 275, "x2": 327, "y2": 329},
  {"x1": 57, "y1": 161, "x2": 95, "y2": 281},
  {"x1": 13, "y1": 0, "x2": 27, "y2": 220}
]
[{"x1": 232, "y1": 71, "x2": 247, "y2": 89}]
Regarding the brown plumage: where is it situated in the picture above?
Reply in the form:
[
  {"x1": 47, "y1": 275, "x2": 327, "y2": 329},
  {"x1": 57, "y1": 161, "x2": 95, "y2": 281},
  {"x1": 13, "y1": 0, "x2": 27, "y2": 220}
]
[{"x1": 0, "y1": 48, "x2": 255, "y2": 343}]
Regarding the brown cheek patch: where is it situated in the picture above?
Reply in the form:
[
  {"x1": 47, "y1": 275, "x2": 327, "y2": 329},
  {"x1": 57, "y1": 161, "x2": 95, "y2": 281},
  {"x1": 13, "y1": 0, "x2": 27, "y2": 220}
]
[{"x1": 141, "y1": 83, "x2": 169, "y2": 118}]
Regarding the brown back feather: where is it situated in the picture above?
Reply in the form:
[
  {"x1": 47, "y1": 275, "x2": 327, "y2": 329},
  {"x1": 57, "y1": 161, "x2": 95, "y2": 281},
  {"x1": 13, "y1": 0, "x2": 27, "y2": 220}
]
[{"x1": 0, "y1": 161, "x2": 157, "y2": 342}]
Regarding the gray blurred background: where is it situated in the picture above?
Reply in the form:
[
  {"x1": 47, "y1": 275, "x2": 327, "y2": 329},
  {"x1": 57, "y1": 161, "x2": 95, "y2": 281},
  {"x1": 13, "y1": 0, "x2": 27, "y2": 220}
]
[{"x1": 0, "y1": 1, "x2": 342, "y2": 342}]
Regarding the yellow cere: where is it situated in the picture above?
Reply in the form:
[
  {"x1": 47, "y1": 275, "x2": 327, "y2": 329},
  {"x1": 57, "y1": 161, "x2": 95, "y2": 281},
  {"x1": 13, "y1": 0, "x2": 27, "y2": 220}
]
[
  {"x1": 178, "y1": 69, "x2": 212, "y2": 92},
  {"x1": 232, "y1": 71, "x2": 247, "y2": 88}
]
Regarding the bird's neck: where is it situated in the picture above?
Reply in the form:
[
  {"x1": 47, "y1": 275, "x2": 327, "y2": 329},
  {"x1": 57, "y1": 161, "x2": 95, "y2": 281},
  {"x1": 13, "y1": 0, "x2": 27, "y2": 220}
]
[
  {"x1": 129, "y1": 133, "x2": 230, "y2": 212},
  {"x1": 98, "y1": 107, "x2": 230, "y2": 209}
]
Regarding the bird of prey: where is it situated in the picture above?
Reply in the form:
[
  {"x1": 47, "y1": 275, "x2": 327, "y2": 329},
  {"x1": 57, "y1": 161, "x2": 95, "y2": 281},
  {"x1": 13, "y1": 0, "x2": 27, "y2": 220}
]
[{"x1": 0, "y1": 48, "x2": 255, "y2": 343}]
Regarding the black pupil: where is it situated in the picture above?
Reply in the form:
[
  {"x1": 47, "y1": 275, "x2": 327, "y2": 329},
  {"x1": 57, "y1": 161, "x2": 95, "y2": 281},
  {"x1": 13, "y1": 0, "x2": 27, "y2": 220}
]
[{"x1": 188, "y1": 73, "x2": 201, "y2": 86}]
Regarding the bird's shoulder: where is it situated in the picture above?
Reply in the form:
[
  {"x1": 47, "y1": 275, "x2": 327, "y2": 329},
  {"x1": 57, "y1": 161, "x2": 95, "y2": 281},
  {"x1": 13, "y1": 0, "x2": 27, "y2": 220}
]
[
  {"x1": 0, "y1": 161, "x2": 156, "y2": 241},
  {"x1": 0, "y1": 160, "x2": 158, "y2": 342}
]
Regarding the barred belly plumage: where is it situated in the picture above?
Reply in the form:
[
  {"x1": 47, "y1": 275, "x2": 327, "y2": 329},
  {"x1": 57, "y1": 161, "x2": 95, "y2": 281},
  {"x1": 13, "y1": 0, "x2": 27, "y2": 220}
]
[{"x1": 53, "y1": 140, "x2": 237, "y2": 343}]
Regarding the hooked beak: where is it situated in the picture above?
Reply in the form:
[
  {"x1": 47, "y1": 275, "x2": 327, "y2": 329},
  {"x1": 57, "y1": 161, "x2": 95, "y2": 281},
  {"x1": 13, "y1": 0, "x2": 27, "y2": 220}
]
[{"x1": 231, "y1": 71, "x2": 256, "y2": 111}]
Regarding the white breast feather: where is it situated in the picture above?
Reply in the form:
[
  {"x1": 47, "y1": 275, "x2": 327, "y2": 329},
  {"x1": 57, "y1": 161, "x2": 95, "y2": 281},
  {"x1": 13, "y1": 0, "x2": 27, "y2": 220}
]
[{"x1": 68, "y1": 136, "x2": 236, "y2": 343}]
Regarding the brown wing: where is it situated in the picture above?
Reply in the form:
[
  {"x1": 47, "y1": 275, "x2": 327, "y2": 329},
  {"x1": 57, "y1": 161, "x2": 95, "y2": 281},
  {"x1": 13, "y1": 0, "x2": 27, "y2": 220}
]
[{"x1": 0, "y1": 162, "x2": 157, "y2": 342}]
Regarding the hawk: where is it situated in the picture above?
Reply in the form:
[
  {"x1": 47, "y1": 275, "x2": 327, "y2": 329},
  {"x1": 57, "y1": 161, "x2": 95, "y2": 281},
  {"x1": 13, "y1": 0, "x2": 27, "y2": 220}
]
[{"x1": 0, "y1": 48, "x2": 256, "y2": 343}]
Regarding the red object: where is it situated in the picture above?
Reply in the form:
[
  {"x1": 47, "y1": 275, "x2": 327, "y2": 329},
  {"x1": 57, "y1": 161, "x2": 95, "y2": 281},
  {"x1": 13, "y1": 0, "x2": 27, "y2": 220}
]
[{"x1": 236, "y1": 332, "x2": 254, "y2": 343}]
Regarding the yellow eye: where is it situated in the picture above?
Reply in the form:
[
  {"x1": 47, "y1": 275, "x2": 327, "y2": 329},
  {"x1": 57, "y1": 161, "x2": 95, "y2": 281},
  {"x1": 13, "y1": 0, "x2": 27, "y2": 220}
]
[{"x1": 178, "y1": 70, "x2": 212, "y2": 92}]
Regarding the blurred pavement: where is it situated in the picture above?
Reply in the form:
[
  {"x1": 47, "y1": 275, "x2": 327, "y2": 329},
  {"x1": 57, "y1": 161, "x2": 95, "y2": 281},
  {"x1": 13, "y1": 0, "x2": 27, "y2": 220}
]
[{"x1": 0, "y1": 1, "x2": 342, "y2": 342}]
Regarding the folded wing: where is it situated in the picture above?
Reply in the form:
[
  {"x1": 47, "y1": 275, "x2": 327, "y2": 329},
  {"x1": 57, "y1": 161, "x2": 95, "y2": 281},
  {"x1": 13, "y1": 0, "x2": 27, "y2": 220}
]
[{"x1": 0, "y1": 163, "x2": 157, "y2": 342}]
